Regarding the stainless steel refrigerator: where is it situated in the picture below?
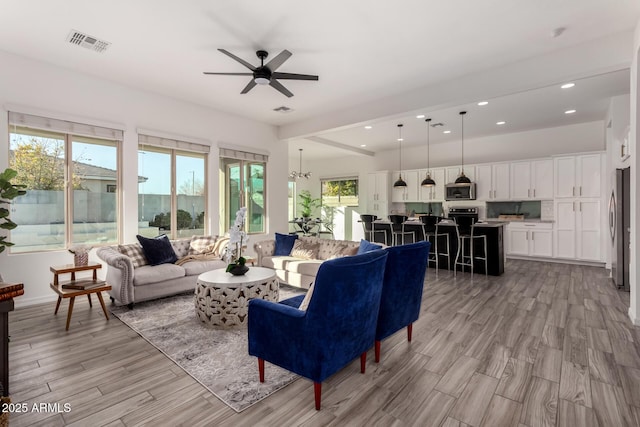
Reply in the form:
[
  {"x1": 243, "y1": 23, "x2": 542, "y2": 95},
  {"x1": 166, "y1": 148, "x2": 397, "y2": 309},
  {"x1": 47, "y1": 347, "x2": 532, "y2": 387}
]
[{"x1": 610, "y1": 167, "x2": 630, "y2": 291}]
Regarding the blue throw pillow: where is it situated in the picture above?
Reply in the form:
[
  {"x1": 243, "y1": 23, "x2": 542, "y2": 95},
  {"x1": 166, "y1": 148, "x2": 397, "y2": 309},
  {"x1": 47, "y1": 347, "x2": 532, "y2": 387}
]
[
  {"x1": 274, "y1": 233, "x2": 298, "y2": 256},
  {"x1": 136, "y1": 234, "x2": 178, "y2": 265},
  {"x1": 357, "y1": 239, "x2": 382, "y2": 255}
]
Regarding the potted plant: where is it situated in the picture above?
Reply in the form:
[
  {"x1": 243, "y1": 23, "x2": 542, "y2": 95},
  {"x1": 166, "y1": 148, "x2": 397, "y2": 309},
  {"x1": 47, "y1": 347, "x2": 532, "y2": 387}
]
[
  {"x1": 0, "y1": 168, "x2": 27, "y2": 254},
  {"x1": 298, "y1": 190, "x2": 320, "y2": 218}
]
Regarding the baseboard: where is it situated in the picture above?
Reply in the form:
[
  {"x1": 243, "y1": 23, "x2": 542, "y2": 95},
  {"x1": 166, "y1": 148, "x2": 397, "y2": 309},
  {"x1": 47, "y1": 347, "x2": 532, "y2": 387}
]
[
  {"x1": 506, "y1": 256, "x2": 606, "y2": 268},
  {"x1": 629, "y1": 307, "x2": 638, "y2": 326}
]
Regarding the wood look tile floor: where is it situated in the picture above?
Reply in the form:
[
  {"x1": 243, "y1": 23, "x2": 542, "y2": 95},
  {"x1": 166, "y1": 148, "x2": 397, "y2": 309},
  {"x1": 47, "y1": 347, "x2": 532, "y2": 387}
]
[{"x1": 7, "y1": 260, "x2": 640, "y2": 426}]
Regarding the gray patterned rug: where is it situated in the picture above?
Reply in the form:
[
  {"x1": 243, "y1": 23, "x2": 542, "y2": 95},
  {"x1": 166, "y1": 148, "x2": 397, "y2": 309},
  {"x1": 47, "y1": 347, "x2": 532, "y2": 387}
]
[{"x1": 110, "y1": 285, "x2": 306, "y2": 412}]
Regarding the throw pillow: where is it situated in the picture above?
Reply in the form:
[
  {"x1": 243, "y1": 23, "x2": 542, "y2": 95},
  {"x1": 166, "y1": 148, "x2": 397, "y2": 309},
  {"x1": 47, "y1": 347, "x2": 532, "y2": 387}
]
[
  {"x1": 290, "y1": 239, "x2": 320, "y2": 260},
  {"x1": 118, "y1": 243, "x2": 149, "y2": 268},
  {"x1": 274, "y1": 233, "x2": 298, "y2": 256},
  {"x1": 189, "y1": 235, "x2": 219, "y2": 255},
  {"x1": 136, "y1": 234, "x2": 178, "y2": 266},
  {"x1": 357, "y1": 239, "x2": 382, "y2": 255}
]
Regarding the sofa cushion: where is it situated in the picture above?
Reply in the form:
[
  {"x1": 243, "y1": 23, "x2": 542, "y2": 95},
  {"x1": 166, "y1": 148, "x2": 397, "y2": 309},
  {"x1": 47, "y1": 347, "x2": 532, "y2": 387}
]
[
  {"x1": 171, "y1": 239, "x2": 191, "y2": 258},
  {"x1": 285, "y1": 259, "x2": 323, "y2": 277},
  {"x1": 274, "y1": 233, "x2": 298, "y2": 256},
  {"x1": 137, "y1": 234, "x2": 178, "y2": 265},
  {"x1": 317, "y1": 240, "x2": 359, "y2": 260},
  {"x1": 118, "y1": 243, "x2": 149, "y2": 268},
  {"x1": 189, "y1": 235, "x2": 219, "y2": 255},
  {"x1": 181, "y1": 259, "x2": 227, "y2": 276},
  {"x1": 261, "y1": 255, "x2": 298, "y2": 271},
  {"x1": 133, "y1": 263, "x2": 186, "y2": 286},
  {"x1": 290, "y1": 239, "x2": 320, "y2": 260},
  {"x1": 357, "y1": 239, "x2": 382, "y2": 255}
]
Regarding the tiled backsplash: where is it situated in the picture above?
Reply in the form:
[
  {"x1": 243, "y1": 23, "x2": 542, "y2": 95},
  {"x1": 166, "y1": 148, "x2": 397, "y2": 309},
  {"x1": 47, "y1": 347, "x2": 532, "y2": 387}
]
[{"x1": 541, "y1": 200, "x2": 554, "y2": 221}]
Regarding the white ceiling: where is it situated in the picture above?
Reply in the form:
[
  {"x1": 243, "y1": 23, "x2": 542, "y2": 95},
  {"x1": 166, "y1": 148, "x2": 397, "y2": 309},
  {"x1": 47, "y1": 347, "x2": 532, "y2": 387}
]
[{"x1": 1, "y1": 0, "x2": 638, "y2": 160}]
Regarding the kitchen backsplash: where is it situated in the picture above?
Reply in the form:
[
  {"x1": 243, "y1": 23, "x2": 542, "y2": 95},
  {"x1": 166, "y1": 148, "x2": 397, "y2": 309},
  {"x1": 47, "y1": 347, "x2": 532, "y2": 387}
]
[
  {"x1": 540, "y1": 200, "x2": 554, "y2": 221},
  {"x1": 486, "y1": 201, "x2": 542, "y2": 219}
]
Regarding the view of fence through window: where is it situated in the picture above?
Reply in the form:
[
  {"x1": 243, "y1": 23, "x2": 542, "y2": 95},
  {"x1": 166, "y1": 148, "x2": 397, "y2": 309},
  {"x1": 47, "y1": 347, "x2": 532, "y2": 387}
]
[
  {"x1": 9, "y1": 126, "x2": 120, "y2": 252},
  {"x1": 220, "y1": 157, "x2": 265, "y2": 234},
  {"x1": 137, "y1": 146, "x2": 206, "y2": 239}
]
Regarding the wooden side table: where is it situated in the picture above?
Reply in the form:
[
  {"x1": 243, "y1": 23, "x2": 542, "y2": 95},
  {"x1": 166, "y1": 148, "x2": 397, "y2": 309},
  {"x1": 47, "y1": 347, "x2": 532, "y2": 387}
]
[{"x1": 50, "y1": 263, "x2": 111, "y2": 331}]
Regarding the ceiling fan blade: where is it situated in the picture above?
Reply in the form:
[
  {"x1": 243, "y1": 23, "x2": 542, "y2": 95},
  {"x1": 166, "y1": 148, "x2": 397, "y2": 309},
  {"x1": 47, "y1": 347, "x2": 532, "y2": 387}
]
[
  {"x1": 269, "y1": 79, "x2": 294, "y2": 97},
  {"x1": 241, "y1": 79, "x2": 257, "y2": 94},
  {"x1": 264, "y1": 50, "x2": 292, "y2": 71},
  {"x1": 203, "y1": 72, "x2": 253, "y2": 76},
  {"x1": 217, "y1": 49, "x2": 256, "y2": 71},
  {"x1": 272, "y1": 72, "x2": 319, "y2": 81}
]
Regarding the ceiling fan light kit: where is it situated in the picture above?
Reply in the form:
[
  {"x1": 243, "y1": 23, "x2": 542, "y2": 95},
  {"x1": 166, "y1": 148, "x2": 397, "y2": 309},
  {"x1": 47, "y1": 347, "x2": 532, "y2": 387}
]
[
  {"x1": 204, "y1": 49, "x2": 319, "y2": 98},
  {"x1": 393, "y1": 124, "x2": 407, "y2": 188},
  {"x1": 455, "y1": 111, "x2": 471, "y2": 184}
]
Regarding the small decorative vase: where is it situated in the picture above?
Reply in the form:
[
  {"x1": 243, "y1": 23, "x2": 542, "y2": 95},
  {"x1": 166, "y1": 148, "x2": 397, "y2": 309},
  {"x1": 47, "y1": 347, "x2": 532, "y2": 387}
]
[
  {"x1": 74, "y1": 253, "x2": 89, "y2": 266},
  {"x1": 228, "y1": 264, "x2": 249, "y2": 276}
]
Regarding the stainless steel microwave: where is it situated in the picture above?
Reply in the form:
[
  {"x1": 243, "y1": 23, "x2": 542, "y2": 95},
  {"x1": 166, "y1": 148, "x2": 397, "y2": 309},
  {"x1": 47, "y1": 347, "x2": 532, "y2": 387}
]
[{"x1": 445, "y1": 183, "x2": 476, "y2": 200}]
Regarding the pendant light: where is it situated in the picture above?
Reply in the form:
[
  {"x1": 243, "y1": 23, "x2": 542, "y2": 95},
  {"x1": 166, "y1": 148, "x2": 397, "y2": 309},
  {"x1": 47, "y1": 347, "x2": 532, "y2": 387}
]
[
  {"x1": 393, "y1": 124, "x2": 407, "y2": 188},
  {"x1": 455, "y1": 111, "x2": 471, "y2": 184},
  {"x1": 421, "y1": 118, "x2": 436, "y2": 187},
  {"x1": 289, "y1": 148, "x2": 311, "y2": 180}
]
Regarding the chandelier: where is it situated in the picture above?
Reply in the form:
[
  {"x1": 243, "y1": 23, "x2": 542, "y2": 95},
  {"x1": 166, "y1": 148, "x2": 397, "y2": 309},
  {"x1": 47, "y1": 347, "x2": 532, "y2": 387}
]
[{"x1": 289, "y1": 148, "x2": 311, "y2": 180}]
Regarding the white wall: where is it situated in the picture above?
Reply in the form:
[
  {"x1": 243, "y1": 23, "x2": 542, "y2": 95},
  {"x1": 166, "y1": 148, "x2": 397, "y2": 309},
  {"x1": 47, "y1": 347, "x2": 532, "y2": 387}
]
[{"x1": 0, "y1": 50, "x2": 289, "y2": 307}]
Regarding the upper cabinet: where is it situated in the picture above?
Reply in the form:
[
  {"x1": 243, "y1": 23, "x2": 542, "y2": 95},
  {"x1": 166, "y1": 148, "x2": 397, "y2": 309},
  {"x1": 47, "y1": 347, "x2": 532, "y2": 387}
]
[
  {"x1": 476, "y1": 164, "x2": 510, "y2": 200},
  {"x1": 419, "y1": 168, "x2": 446, "y2": 202},
  {"x1": 510, "y1": 159, "x2": 553, "y2": 200},
  {"x1": 367, "y1": 171, "x2": 390, "y2": 217},
  {"x1": 391, "y1": 170, "x2": 419, "y2": 202},
  {"x1": 554, "y1": 154, "x2": 601, "y2": 198}
]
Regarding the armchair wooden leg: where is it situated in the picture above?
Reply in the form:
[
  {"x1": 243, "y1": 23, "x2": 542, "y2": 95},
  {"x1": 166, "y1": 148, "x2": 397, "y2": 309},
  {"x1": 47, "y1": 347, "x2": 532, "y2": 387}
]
[
  {"x1": 407, "y1": 323, "x2": 413, "y2": 342},
  {"x1": 360, "y1": 352, "x2": 367, "y2": 373},
  {"x1": 375, "y1": 340, "x2": 381, "y2": 363},
  {"x1": 314, "y1": 382, "x2": 322, "y2": 410},
  {"x1": 258, "y1": 358, "x2": 265, "y2": 383}
]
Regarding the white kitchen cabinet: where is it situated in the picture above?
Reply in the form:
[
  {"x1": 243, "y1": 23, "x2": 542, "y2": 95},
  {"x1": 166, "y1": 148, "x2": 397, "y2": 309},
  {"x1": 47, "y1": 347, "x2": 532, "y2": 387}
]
[
  {"x1": 477, "y1": 164, "x2": 510, "y2": 200},
  {"x1": 510, "y1": 159, "x2": 553, "y2": 200},
  {"x1": 554, "y1": 198, "x2": 601, "y2": 261},
  {"x1": 391, "y1": 170, "x2": 419, "y2": 202},
  {"x1": 367, "y1": 171, "x2": 389, "y2": 217},
  {"x1": 554, "y1": 154, "x2": 601, "y2": 198},
  {"x1": 507, "y1": 222, "x2": 553, "y2": 257},
  {"x1": 418, "y1": 168, "x2": 445, "y2": 201}
]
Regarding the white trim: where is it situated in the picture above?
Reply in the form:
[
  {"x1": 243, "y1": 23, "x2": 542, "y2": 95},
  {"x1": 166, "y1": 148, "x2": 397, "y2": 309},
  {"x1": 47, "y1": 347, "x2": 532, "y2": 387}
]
[
  {"x1": 319, "y1": 174, "x2": 360, "y2": 181},
  {"x1": 630, "y1": 306, "x2": 639, "y2": 326},
  {"x1": 218, "y1": 142, "x2": 270, "y2": 157},
  {"x1": 4, "y1": 103, "x2": 125, "y2": 133},
  {"x1": 137, "y1": 127, "x2": 211, "y2": 148}
]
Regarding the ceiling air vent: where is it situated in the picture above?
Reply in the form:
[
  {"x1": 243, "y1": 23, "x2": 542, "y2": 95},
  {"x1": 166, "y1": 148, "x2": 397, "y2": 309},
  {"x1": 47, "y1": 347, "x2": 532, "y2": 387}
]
[
  {"x1": 66, "y1": 30, "x2": 111, "y2": 53},
  {"x1": 273, "y1": 106, "x2": 294, "y2": 113}
]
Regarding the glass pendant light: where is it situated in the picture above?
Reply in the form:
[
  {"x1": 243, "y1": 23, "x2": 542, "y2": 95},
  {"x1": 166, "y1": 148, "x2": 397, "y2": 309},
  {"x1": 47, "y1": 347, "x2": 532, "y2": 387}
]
[
  {"x1": 289, "y1": 148, "x2": 311, "y2": 180},
  {"x1": 455, "y1": 111, "x2": 471, "y2": 184},
  {"x1": 421, "y1": 118, "x2": 436, "y2": 187},
  {"x1": 393, "y1": 124, "x2": 407, "y2": 188}
]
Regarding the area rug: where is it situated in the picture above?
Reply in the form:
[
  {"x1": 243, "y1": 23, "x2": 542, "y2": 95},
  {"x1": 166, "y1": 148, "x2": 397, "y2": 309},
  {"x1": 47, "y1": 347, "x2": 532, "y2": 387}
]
[{"x1": 110, "y1": 285, "x2": 306, "y2": 412}]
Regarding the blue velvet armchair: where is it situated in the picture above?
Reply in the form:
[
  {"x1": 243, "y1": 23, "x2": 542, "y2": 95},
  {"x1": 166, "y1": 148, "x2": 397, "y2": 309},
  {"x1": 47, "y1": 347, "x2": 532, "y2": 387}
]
[
  {"x1": 248, "y1": 250, "x2": 389, "y2": 410},
  {"x1": 375, "y1": 240, "x2": 431, "y2": 362}
]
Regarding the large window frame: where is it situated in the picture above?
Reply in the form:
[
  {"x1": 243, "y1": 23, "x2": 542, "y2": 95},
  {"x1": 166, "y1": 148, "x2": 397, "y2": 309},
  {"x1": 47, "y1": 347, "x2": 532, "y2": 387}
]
[
  {"x1": 138, "y1": 134, "x2": 209, "y2": 239},
  {"x1": 219, "y1": 148, "x2": 267, "y2": 235},
  {"x1": 8, "y1": 112, "x2": 123, "y2": 253}
]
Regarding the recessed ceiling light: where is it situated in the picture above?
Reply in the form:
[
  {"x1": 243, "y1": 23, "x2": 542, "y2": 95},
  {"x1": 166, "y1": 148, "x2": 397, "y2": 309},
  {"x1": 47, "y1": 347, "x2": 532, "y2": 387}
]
[
  {"x1": 397, "y1": 138, "x2": 404, "y2": 142},
  {"x1": 496, "y1": 121, "x2": 506, "y2": 125},
  {"x1": 416, "y1": 114, "x2": 425, "y2": 119},
  {"x1": 561, "y1": 83, "x2": 575, "y2": 89},
  {"x1": 360, "y1": 144, "x2": 367, "y2": 147},
  {"x1": 565, "y1": 109, "x2": 576, "y2": 114},
  {"x1": 443, "y1": 130, "x2": 451, "y2": 134},
  {"x1": 477, "y1": 101, "x2": 489, "y2": 106},
  {"x1": 364, "y1": 125, "x2": 372, "y2": 129}
]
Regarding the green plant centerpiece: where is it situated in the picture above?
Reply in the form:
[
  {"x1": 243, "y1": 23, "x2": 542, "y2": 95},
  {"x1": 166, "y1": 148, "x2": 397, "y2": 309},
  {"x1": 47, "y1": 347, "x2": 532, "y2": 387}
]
[
  {"x1": 0, "y1": 168, "x2": 27, "y2": 253},
  {"x1": 224, "y1": 207, "x2": 249, "y2": 275},
  {"x1": 298, "y1": 190, "x2": 320, "y2": 218}
]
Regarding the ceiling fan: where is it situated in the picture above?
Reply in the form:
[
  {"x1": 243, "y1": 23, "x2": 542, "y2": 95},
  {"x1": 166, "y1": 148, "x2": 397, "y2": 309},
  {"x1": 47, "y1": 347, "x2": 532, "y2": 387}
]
[{"x1": 203, "y1": 49, "x2": 318, "y2": 98}]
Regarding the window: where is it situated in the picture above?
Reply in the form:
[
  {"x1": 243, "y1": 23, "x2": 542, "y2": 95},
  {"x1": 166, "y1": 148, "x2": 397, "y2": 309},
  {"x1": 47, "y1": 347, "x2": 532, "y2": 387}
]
[
  {"x1": 138, "y1": 134, "x2": 208, "y2": 239},
  {"x1": 8, "y1": 112, "x2": 122, "y2": 253},
  {"x1": 320, "y1": 177, "x2": 359, "y2": 207},
  {"x1": 220, "y1": 148, "x2": 267, "y2": 234}
]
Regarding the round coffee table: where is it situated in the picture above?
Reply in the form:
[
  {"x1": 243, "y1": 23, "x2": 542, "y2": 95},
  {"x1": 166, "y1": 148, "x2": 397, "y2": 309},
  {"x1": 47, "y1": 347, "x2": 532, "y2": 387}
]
[{"x1": 194, "y1": 267, "x2": 279, "y2": 327}]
